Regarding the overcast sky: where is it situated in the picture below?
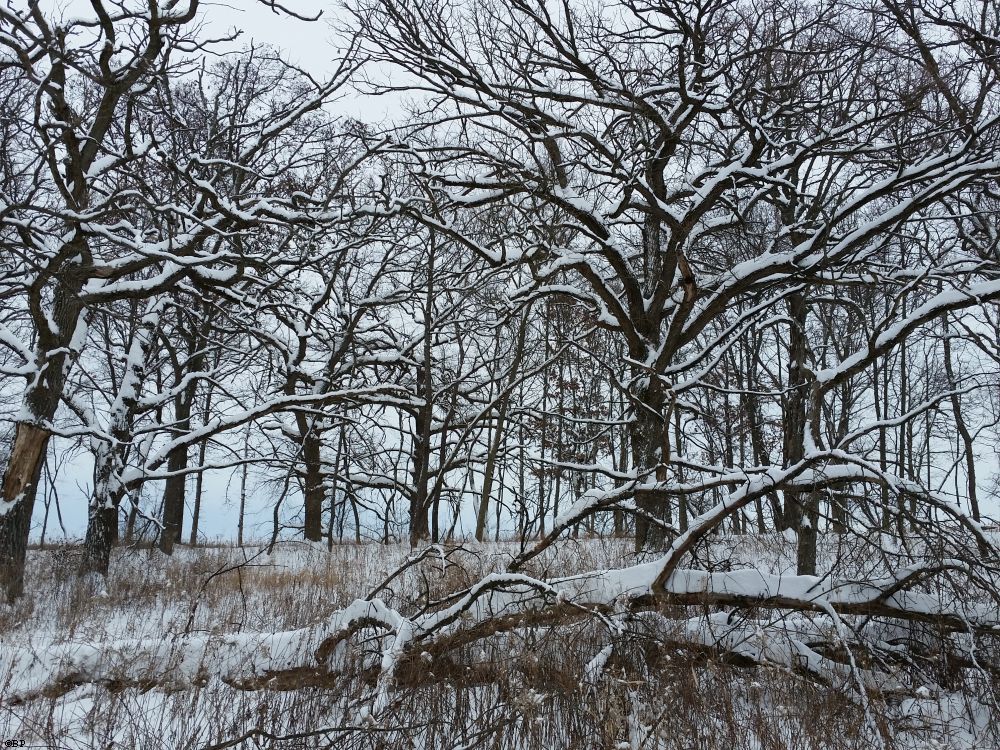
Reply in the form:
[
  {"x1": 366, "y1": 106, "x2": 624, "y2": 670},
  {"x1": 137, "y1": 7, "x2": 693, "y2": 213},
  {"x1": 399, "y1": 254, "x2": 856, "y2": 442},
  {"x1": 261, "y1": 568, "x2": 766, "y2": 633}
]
[
  {"x1": 200, "y1": 0, "x2": 403, "y2": 122},
  {"x1": 202, "y1": 1, "x2": 341, "y2": 72}
]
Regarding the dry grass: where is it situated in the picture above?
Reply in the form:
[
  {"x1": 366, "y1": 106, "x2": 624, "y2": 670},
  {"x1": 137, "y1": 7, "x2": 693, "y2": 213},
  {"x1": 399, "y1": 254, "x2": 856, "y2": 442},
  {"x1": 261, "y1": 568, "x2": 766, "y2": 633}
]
[{"x1": 1, "y1": 537, "x2": 996, "y2": 749}]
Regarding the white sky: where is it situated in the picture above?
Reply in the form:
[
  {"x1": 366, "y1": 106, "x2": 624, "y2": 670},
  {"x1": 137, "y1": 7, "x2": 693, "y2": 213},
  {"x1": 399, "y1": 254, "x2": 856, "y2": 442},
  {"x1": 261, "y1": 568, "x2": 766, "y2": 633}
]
[
  {"x1": 201, "y1": 1, "x2": 340, "y2": 74},
  {"x1": 199, "y1": 0, "x2": 403, "y2": 123}
]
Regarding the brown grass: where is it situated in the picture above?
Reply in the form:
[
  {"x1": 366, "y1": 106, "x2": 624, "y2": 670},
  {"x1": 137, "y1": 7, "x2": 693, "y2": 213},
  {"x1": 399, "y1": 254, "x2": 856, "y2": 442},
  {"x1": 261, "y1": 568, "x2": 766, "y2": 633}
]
[{"x1": 1, "y1": 537, "x2": 996, "y2": 749}]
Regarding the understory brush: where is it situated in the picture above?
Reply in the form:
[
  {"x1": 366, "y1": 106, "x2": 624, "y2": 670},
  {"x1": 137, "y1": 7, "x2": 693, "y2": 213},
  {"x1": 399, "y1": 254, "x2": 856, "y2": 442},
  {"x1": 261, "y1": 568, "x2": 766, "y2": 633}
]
[{"x1": 1, "y1": 537, "x2": 996, "y2": 749}]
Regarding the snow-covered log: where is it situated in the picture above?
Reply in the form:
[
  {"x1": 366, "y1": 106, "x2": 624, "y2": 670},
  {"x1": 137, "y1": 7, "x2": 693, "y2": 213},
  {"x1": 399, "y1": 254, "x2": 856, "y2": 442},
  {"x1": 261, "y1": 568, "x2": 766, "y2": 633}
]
[{"x1": 5, "y1": 553, "x2": 996, "y2": 703}]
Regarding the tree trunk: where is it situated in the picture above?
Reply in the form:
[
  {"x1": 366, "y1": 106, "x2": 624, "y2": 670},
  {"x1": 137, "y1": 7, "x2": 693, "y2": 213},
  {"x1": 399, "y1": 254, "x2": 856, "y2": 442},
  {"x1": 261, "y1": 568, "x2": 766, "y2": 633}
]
[
  {"x1": 329, "y1": 422, "x2": 345, "y2": 548},
  {"x1": 302, "y1": 429, "x2": 325, "y2": 542},
  {"x1": 80, "y1": 502, "x2": 119, "y2": 577},
  {"x1": 0, "y1": 262, "x2": 87, "y2": 600},
  {"x1": 874, "y1": 362, "x2": 891, "y2": 530},
  {"x1": 476, "y1": 317, "x2": 527, "y2": 541},
  {"x1": 160, "y1": 307, "x2": 205, "y2": 555},
  {"x1": 0, "y1": 423, "x2": 52, "y2": 601},
  {"x1": 82, "y1": 300, "x2": 163, "y2": 575},
  {"x1": 409, "y1": 240, "x2": 437, "y2": 548},
  {"x1": 675, "y1": 409, "x2": 688, "y2": 533},
  {"x1": 190, "y1": 461, "x2": 205, "y2": 546},
  {"x1": 796, "y1": 490, "x2": 820, "y2": 576},
  {"x1": 159, "y1": 387, "x2": 193, "y2": 555},
  {"x1": 124, "y1": 500, "x2": 138, "y2": 543},
  {"x1": 409, "y1": 394, "x2": 433, "y2": 547},
  {"x1": 740, "y1": 346, "x2": 782, "y2": 529},
  {"x1": 80, "y1": 440, "x2": 125, "y2": 576},
  {"x1": 781, "y1": 293, "x2": 821, "y2": 575},
  {"x1": 631, "y1": 375, "x2": 668, "y2": 552},
  {"x1": 897, "y1": 339, "x2": 910, "y2": 535},
  {"x1": 237, "y1": 449, "x2": 249, "y2": 547},
  {"x1": 830, "y1": 384, "x2": 851, "y2": 534},
  {"x1": 613, "y1": 385, "x2": 628, "y2": 537}
]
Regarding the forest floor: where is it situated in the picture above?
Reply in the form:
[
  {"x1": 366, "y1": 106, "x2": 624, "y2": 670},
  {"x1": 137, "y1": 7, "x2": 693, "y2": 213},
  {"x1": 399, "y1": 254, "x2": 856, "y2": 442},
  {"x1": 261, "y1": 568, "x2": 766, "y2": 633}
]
[{"x1": 0, "y1": 536, "x2": 995, "y2": 749}]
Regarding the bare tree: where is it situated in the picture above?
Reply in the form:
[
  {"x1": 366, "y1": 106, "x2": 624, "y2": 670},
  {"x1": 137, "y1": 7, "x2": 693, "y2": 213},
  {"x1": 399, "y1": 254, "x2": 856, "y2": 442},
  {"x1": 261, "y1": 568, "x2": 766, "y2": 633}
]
[{"x1": 0, "y1": 3, "x2": 355, "y2": 598}]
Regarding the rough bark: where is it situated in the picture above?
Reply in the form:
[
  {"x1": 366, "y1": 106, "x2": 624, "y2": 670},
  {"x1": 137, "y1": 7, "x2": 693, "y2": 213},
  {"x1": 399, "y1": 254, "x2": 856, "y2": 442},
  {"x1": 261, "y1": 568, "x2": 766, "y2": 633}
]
[
  {"x1": 80, "y1": 504, "x2": 119, "y2": 578},
  {"x1": 301, "y1": 429, "x2": 325, "y2": 542},
  {"x1": 780, "y1": 293, "x2": 821, "y2": 575},
  {"x1": 409, "y1": 381, "x2": 433, "y2": 547},
  {"x1": 0, "y1": 264, "x2": 86, "y2": 600},
  {"x1": 159, "y1": 388, "x2": 193, "y2": 555},
  {"x1": 80, "y1": 435, "x2": 126, "y2": 576},
  {"x1": 0, "y1": 423, "x2": 52, "y2": 601},
  {"x1": 81, "y1": 302, "x2": 163, "y2": 575},
  {"x1": 631, "y1": 375, "x2": 669, "y2": 551},
  {"x1": 781, "y1": 293, "x2": 809, "y2": 534}
]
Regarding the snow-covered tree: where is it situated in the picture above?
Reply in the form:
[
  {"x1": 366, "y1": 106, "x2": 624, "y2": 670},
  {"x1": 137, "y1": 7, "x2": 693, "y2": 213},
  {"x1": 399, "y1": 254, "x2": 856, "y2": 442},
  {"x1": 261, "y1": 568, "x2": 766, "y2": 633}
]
[{"x1": 0, "y1": 1, "x2": 354, "y2": 598}]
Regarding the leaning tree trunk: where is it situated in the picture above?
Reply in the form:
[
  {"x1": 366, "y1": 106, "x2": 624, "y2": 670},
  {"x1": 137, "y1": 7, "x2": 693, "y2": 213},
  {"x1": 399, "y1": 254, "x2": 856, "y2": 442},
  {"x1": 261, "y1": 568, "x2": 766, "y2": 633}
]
[
  {"x1": 0, "y1": 266, "x2": 87, "y2": 601},
  {"x1": 0, "y1": 423, "x2": 52, "y2": 602}
]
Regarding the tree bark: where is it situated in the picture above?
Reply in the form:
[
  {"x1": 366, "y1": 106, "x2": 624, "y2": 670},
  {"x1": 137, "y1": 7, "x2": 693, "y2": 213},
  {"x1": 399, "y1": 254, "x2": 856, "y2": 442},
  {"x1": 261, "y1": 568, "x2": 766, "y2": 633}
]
[
  {"x1": 81, "y1": 300, "x2": 162, "y2": 575},
  {"x1": 781, "y1": 293, "x2": 821, "y2": 575},
  {"x1": 830, "y1": 384, "x2": 851, "y2": 534},
  {"x1": 80, "y1": 435, "x2": 126, "y2": 576},
  {"x1": 631, "y1": 374, "x2": 668, "y2": 552},
  {"x1": 159, "y1": 387, "x2": 193, "y2": 555},
  {"x1": 301, "y1": 429, "x2": 325, "y2": 542},
  {"x1": 190, "y1": 376, "x2": 216, "y2": 546},
  {"x1": 796, "y1": 490, "x2": 820, "y2": 576},
  {"x1": 0, "y1": 423, "x2": 52, "y2": 601},
  {"x1": 0, "y1": 262, "x2": 87, "y2": 600},
  {"x1": 159, "y1": 311, "x2": 202, "y2": 555},
  {"x1": 781, "y1": 293, "x2": 809, "y2": 534},
  {"x1": 408, "y1": 238, "x2": 437, "y2": 548},
  {"x1": 80, "y1": 503, "x2": 119, "y2": 577},
  {"x1": 409, "y1": 380, "x2": 433, "y2": 547}
]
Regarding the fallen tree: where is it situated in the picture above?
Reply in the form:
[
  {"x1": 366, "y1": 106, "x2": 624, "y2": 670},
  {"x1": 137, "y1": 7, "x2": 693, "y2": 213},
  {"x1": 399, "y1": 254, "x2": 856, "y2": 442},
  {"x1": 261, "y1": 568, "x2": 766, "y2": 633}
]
[{"x1": 4, "y1": 527, "x2": 997, "y2": 708}]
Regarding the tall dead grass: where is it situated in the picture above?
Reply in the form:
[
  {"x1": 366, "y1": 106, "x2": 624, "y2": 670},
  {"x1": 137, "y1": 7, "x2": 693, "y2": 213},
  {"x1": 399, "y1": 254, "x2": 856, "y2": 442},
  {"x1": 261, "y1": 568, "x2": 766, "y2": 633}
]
[{"x1": 1, "y1": 537, "x2": 995, "y2": 749}]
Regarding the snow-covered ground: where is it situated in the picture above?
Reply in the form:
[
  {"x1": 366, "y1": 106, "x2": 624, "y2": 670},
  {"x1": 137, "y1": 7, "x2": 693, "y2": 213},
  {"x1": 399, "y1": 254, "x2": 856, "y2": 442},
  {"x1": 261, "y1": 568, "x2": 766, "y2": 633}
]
[{"x1": 1, "y1": 537, "x2": 996, "y2": 749}]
